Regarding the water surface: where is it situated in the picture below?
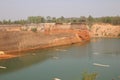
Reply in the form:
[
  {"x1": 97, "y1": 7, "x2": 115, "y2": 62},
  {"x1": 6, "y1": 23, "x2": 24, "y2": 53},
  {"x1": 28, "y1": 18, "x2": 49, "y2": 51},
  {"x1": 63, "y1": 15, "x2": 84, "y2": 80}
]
[{"x1": 0, "y1": 39, "x2": 120, "y2": 80}]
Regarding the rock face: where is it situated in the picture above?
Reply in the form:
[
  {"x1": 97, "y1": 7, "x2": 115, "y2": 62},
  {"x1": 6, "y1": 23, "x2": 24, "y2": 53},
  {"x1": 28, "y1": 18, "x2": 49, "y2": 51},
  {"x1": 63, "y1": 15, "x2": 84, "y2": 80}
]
[
  {"x1": 91, "y1": 24, "x2": 120, "y2": 38},
  {"x1": 0, "y1": 24, "x2": 90, "y2": 54},
  {"x1": 0, "y1": 51, "x2": 4, "y2": 55}
]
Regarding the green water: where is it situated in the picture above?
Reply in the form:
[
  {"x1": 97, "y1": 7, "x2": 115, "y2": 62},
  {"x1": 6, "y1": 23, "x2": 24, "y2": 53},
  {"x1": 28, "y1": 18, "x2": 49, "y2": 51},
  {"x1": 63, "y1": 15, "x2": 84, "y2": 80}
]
[{"x1": 0, "y1": 39, "x2": 120, "y2": 80}]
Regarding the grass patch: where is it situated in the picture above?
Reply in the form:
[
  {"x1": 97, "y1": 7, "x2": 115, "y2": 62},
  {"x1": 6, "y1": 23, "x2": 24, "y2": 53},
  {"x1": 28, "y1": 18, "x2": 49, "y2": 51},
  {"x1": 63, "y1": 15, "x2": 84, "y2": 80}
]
[{"x1": 82, "y1": 72, "x2": 98, "y2": 80}]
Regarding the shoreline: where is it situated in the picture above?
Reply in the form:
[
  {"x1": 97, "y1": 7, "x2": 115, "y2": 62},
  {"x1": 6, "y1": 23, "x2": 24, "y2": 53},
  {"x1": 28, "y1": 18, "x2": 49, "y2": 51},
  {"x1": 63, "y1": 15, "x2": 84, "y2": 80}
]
[
  {"x1": 0, "y1": 29, "x2": 90, "y2": 60},
  {"x1": 0, "y1": 23, "x2": 120, "y2": 60}
]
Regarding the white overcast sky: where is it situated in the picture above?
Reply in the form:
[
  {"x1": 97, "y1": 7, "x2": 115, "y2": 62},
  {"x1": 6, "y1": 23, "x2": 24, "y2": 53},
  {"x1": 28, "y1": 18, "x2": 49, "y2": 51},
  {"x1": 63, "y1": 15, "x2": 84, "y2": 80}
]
[{"x1": 0, "y1": 0, "x2": 120, "y2": 20}]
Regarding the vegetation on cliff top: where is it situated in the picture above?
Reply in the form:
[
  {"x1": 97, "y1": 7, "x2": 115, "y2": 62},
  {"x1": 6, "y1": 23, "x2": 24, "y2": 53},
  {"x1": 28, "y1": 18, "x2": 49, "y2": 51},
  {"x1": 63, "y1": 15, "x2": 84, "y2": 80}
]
[{"x1": 0, "y1": 16, "x2": 120, "y2": 26}]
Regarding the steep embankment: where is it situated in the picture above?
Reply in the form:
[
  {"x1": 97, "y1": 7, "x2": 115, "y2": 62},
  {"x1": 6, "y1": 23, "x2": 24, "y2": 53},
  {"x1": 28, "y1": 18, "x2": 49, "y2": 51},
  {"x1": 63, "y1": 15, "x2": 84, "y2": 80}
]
[
  {"x1": 1, "y1": 23, "x2": 119, "y2": 59},
  {"x1": 0, "y1": 29, "x2": 90, "y2": 55},
  {"x1": 91, "y1": 24, "x2": 120, "y2": 38}
]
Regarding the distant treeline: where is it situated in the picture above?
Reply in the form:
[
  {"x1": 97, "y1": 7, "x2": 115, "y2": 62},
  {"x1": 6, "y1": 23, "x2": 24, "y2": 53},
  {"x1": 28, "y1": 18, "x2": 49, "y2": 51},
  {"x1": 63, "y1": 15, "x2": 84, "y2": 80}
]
[{"x1": 0, "y1": 16, "x2": 120, "y2": 25}]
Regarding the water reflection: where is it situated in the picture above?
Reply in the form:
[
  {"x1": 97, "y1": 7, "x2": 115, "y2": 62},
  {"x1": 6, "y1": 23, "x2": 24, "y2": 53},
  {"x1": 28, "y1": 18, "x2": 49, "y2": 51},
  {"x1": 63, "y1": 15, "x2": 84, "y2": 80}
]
[
  {"x1": 0, "y1": 39, "x2": 120, "y2": 80},
  {"x1": 0, "y1": 45, "x2": 75, "y2": 74},
  {"x1": 0, "y1": 49, "x2": 52, "y2": 74},
  {"x1": 90, "y1": 38, "x2": 120, "y2": 55}
]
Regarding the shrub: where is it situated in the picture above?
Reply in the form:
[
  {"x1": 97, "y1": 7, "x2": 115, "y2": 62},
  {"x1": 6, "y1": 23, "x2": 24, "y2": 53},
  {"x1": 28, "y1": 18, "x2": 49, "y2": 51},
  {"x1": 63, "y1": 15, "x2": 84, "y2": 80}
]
[
  {"x1": 31, "y1": 28, "x2": 37, "y2": 32},
  {"x1": 82, "y1": 72, "x2": 98, "y2": 80}
]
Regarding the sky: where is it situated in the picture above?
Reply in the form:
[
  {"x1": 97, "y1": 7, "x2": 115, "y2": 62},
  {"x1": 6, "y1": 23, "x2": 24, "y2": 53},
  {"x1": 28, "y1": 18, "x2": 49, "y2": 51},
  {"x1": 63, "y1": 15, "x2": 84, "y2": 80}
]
[{"x1": 0, "y1": 0, "x2": 120, "y2": 20}]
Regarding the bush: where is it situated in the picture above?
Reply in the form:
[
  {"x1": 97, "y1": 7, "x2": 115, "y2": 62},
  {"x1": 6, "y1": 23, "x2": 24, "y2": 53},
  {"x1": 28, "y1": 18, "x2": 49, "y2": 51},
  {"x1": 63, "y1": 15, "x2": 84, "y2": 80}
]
[
  {"x1": 82, "y1": 72, "x2": 98, "y2": 80},
  {"x1": 31, "y1": 28, "x2": 37, "y2": 32}
]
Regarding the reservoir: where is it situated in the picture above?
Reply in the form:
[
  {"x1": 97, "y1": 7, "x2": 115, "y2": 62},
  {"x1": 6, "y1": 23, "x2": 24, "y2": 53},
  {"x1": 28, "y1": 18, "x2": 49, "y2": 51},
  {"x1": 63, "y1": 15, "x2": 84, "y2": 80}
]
[{"x1": 0, "y1": 39, "x2": 120, "y2": 80}]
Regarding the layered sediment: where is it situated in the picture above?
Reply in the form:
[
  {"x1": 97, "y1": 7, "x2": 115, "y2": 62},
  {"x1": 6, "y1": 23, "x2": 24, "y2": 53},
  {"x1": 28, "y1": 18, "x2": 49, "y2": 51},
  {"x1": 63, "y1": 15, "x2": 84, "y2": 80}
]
[
  {"x1": 1, "y1": 23, "x2": 119, "y2": 59},
  {"x1": 0, "y1": 30, "x2": 90, "y2": 53},
  {"x1": 0, "y1": 23, "x2": 90, "y2": 59}
]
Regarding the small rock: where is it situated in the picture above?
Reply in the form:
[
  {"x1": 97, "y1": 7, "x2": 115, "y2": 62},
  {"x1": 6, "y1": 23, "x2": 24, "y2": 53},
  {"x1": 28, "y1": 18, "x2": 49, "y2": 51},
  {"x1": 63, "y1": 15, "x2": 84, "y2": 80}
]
[
  {"x1": 53, "y1": 78, "x2": 61, "y2": 80},
  {"x1": 32, "y1": 53, "x2": 36, "y2": 56},
  {"x1": 0, "y1": 51, "x2": 5, "y2": 55},
  {"x1": 53, "y1": 57, "x2": 59, "y2": 59},
  {"x1": 0, "y1": 66, "x2": 7, "y2": 69}
]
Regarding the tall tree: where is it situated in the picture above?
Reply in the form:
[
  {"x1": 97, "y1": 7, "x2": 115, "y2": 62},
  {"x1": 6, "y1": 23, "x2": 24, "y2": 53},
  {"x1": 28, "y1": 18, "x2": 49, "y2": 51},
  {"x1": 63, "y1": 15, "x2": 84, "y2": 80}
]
[
  {"x1": 52, "y1": 17, "x2": 57, "y2": 23},
  {"x1": 46, "y1": 16, "x2": 52, "y2": 23},
  {"x1": 87, "y1": 15, "x2": 94, "y2": 28}
]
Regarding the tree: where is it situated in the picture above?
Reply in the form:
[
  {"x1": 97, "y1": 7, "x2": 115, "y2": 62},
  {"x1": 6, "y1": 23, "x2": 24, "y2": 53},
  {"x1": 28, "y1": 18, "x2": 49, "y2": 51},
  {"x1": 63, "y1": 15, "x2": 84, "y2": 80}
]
[
  {"x1": 52, "y1": 17, "x2": 57, "y2": 23},
  {"x1": 46, "y1": 16, "x2": 52, "y2": 23},
  {"x1": 2, "y1": 20, "x2": 8, "y2": 24},
  {"x1": 87, "y1": 15, "x2": 94, "y2": 28},
  {"x1": 41, "y1": 17, "x2": 45, "y2": 23},
  {"x1": 60, "y1": 16, "x2": 65, "y2": 23},
  {"x1": 8, "y1": 19, "x2": 12, "y2": 24},
  {"x1": 111, "y1": 16, "x2": 120, "y2": 25},
  {"x1": 0, "y1": 21, "x2": 2, "y2": 24},
  {"x1": 19, "y1": 20, "x2": 27, "y2": 25},
  {"x1": 79, "y1": 16, "x2": 87, "y2": 23},
  {"x1": 27, "y1": 16, "x2": 45, "y2": 23},
  {"x1": 27, "y1": 16, "x2": 34, "y2": 23}
]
